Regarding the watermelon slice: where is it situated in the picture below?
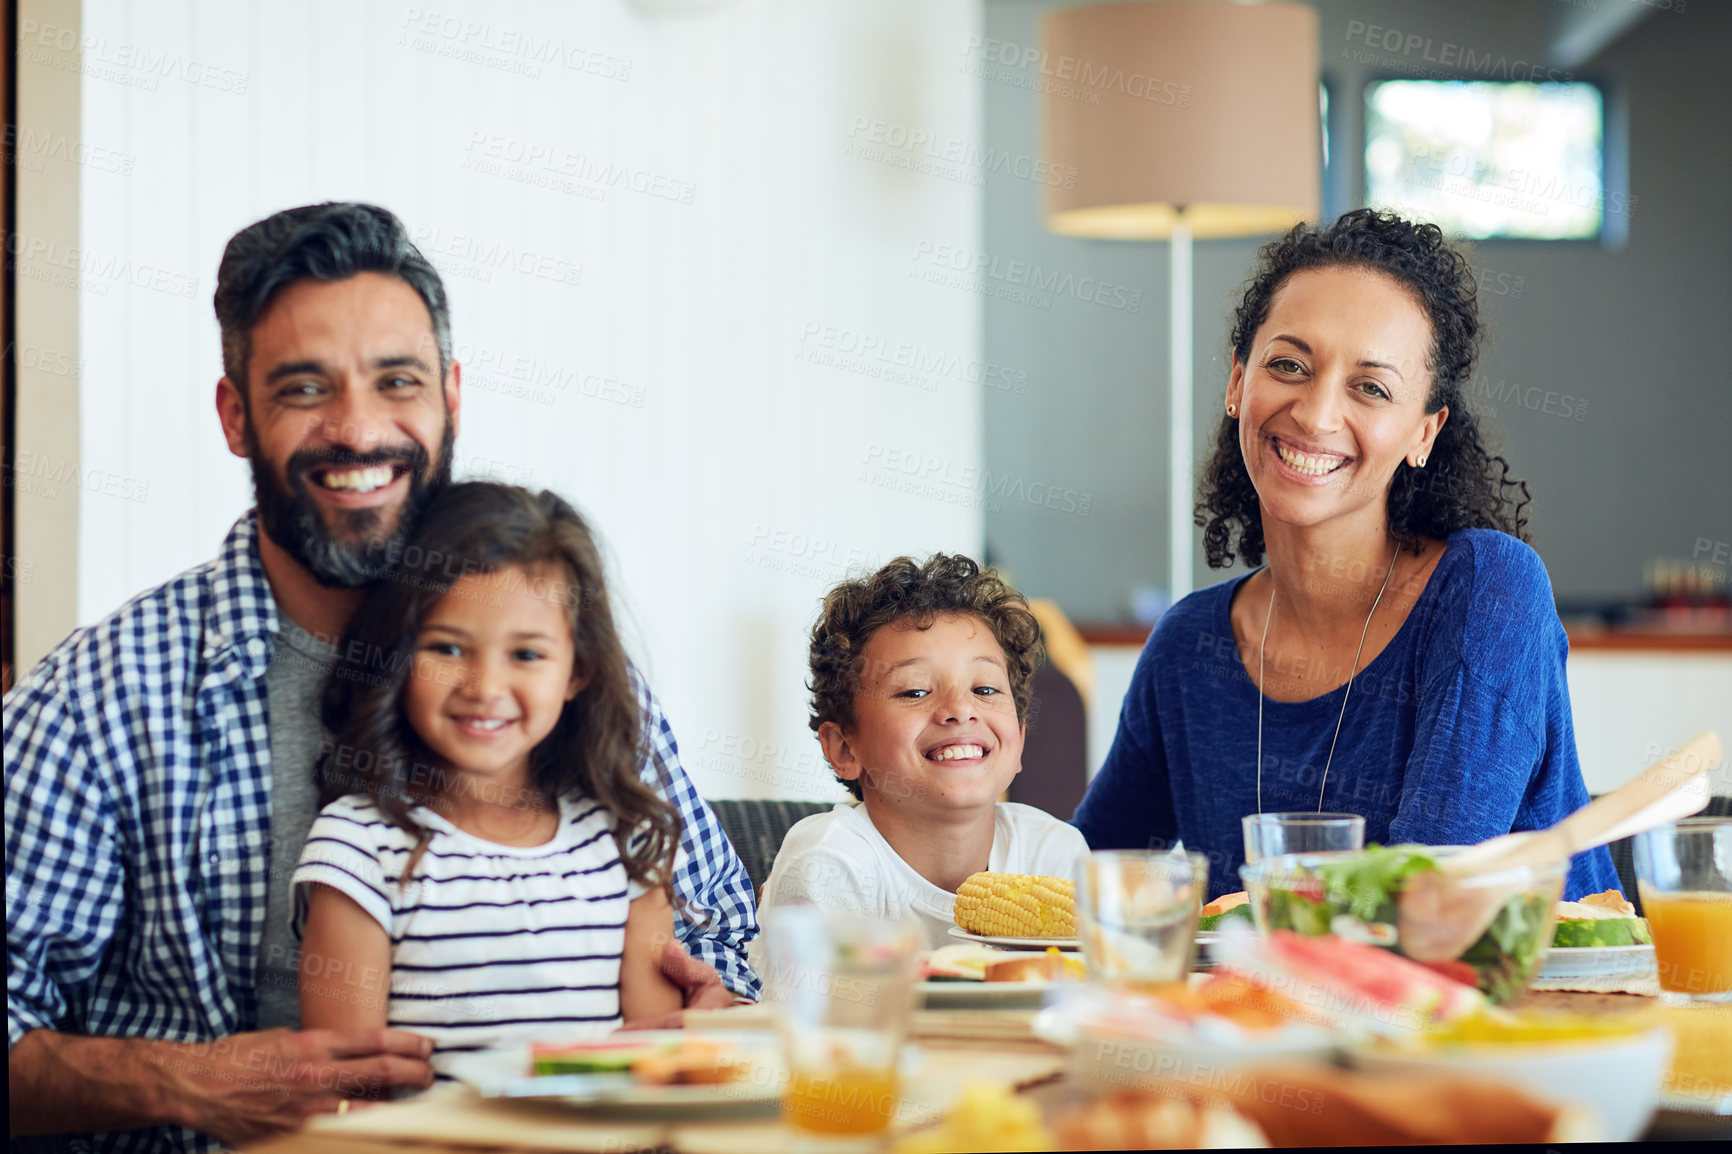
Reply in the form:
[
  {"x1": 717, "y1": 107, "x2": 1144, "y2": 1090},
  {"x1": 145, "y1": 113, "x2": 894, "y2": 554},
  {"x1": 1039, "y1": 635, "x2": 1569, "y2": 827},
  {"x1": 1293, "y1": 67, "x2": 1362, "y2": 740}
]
[
  {"x1": 530, "y1": 1039, "x2": 671, "y2": 1075},
  {"x1": 1260, "y1": 930, "x2": 1482, "y2": 1025},
  {"x1": 1198, "y1": 891, "x2": 1254, "y2": 932},
  {"x1": 1552, "y1": 919, "x2": 1652, "y2": 948},
  {"x1": 1412, "y1": 959, "x2": 1480, "y2": 987}
]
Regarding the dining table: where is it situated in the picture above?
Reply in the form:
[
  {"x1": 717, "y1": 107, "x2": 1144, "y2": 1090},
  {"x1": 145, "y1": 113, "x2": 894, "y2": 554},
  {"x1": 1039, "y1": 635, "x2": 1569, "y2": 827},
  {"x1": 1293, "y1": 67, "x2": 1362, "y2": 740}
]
[
  {"x1": 243, "y1": 1004, "x2": 1066, "y2": 1154},
  {"x1": 240, "y1": 979, "x2": 1730, "y2": 1154}
]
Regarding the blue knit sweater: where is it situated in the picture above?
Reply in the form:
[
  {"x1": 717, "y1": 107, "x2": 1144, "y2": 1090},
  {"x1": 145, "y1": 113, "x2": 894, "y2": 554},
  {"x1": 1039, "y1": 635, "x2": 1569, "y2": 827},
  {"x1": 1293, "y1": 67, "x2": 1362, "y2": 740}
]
[{"x1": 1074, "y1": 530, "x2": 1620, "y2": 901}]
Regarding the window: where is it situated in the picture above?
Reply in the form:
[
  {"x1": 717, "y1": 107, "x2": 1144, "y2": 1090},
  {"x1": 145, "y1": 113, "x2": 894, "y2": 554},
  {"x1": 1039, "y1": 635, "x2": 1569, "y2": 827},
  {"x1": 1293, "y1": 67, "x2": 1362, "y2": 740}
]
[
  {"x1": 1365, "y1": 80, "x2": 1607, "y2": 240},
  {"x1": 1320, "y1": 80, "x2": 1330, "y2": 171}
]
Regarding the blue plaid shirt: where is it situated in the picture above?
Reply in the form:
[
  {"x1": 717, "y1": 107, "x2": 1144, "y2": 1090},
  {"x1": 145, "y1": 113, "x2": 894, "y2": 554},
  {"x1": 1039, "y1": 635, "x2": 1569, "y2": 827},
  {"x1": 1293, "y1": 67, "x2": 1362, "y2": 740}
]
[{"x1": 5, "y1": 513, "x2": 760, "y2": 1154}]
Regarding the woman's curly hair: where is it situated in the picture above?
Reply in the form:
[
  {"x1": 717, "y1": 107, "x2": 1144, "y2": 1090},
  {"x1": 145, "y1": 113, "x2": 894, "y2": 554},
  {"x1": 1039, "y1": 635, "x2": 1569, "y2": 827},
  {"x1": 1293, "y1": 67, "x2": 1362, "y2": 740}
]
[
  {"x1": 1197, "y1": 208, "x2": 1530, "y2": 568},
  {"x1": 808, "y1": 554, "x2": 1044, "y2": 800}
]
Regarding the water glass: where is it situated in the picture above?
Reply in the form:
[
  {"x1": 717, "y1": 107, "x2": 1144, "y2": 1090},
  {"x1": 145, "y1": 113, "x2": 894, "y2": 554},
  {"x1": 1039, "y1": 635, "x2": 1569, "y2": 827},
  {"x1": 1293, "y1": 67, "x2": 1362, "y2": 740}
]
[
  {"x1": 1242, "y1": 812, "x2": 1365, "y2": 864},
  {"x1": 1076, "y1": 850, "x2": 1209, "y2": 990},
  {"x1": 1633, "y1": 818, "x2": 1732, "y2": 1004},
  {"x1": 760, "y1": 905, "x2": 922, "y2": 1137}
]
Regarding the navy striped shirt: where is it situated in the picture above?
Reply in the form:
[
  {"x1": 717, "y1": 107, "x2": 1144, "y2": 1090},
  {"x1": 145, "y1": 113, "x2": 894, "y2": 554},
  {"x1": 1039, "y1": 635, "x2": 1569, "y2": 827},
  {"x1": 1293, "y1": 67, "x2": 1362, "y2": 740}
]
[{"x1": 294, "y1": 794, "x2": 642, "y2": 1075}]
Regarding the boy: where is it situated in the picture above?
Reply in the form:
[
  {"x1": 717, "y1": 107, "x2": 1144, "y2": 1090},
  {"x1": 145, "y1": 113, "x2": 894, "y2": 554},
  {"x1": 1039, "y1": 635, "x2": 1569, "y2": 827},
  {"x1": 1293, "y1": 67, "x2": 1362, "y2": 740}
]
[{"x1": 757, "y1": 554, "x2": 1088, "y2": 948}]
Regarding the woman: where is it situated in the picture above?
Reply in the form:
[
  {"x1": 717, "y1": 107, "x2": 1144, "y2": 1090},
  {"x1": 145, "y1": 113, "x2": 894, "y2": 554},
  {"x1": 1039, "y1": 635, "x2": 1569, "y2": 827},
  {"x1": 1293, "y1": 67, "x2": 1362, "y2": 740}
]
[{"x1": 1073, "y1": 209, "x2": 1619, "y2": 901}]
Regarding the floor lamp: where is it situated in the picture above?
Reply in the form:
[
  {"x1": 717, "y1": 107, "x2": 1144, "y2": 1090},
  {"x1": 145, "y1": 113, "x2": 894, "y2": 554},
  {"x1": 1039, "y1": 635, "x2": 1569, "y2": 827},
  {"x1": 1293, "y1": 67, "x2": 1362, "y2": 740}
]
[{"x1": 1041, "y1": 1, "x2": 1320, "y2": 604}]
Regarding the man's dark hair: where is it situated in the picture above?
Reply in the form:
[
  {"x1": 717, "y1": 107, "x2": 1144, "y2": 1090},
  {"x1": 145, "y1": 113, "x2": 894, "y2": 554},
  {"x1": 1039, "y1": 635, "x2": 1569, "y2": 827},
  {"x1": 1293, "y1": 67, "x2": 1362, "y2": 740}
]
[
  {"x1": 807, "y1": 554, "x2": 1045, "y2": 801},
  {"x1": 213, "y1": 202, "x2": 452, "y2": 394}
]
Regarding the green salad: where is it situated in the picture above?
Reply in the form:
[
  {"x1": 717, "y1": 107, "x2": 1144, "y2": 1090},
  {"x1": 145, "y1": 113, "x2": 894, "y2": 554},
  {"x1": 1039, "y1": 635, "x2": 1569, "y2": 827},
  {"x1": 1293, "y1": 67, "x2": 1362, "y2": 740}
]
[{"x1": 1258, "y1": 844, "x2": 1553, "y2": 1004}]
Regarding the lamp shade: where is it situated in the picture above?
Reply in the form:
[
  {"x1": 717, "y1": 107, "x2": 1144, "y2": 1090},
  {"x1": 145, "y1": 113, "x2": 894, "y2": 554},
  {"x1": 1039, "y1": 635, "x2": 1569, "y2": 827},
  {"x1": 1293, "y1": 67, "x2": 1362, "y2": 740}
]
[{"x1": 1042, "y1": 1, "x2": 1320, "y2": 239}]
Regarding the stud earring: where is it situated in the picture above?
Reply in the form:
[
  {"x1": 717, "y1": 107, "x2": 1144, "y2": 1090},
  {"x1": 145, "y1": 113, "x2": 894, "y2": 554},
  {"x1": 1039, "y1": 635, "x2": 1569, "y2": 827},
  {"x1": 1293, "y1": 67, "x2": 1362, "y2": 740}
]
[
  {"x1": 1226, "y1": 403, "x2": 1238, "y2": 418},
  {"x1": 1415, "y1": 455, "x2": 1428, "y2": 468}
]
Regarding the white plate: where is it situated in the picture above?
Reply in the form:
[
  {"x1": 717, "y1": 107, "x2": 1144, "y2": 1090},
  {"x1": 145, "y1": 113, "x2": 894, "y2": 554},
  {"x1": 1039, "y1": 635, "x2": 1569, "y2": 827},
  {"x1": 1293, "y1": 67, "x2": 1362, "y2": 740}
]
[
  {"x1": 1657, "y1": 1088, "x2": 1732, "y2": 1117},
  {"x1": 1537, "y1": 944, "x2": 1655, "y2": 979},
  {"x1": 1072, "y1": 1021, "x2": 1341, "y2": 1096},
  {"x1": 945, "y1": 926, "x2": 1222, "y2": 965},
  {"x1": 918, "y1": 978, "x2": 1055, "y2": 1008},
  {"x1": 1348, "y1": 1029, "x2": 1673, "y2": 1142},
  {"x1": 443, "y1": 1033, "x2": 783, "y2": 1110},
  {"x1": 948, "y1": 926, "x2": 1078, "y2": 949}
]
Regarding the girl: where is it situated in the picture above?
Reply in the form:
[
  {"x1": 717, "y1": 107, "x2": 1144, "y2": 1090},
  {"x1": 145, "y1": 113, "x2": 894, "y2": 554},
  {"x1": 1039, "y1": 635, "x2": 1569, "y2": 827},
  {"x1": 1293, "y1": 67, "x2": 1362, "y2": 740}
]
[{"x1": 294, "y1": 483, "x2": 683, "y2": 1071}]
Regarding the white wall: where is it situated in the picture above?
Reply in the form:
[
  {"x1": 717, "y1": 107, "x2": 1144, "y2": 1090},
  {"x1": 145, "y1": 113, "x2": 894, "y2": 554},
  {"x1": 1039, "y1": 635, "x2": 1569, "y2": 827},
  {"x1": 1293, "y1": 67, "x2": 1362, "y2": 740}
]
[
  {"x1": 34, "y1": 0, "x2": 986, "y2": 798},
  {"x1": 1567, "y1": 652, "x2": 1732, "y2": 797}
]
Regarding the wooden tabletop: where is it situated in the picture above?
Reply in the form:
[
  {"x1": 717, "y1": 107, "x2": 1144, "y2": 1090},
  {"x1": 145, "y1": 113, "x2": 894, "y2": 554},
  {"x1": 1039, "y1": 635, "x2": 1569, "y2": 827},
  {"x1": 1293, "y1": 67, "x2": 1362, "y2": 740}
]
[
  {"x1": 238, "y1": 991, "x2": 1730, "y2": 1154},
  {"x1": 245, "y1": 1036, "x2": 1063, "y2": 1154}
]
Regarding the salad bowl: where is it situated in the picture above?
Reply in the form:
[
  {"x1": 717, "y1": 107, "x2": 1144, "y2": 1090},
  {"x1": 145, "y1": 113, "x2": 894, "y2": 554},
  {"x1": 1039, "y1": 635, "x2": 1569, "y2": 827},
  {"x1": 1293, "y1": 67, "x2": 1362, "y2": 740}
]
[{"x1": 1241, "y1": 846, "x2": 1567, "y2": 1003}]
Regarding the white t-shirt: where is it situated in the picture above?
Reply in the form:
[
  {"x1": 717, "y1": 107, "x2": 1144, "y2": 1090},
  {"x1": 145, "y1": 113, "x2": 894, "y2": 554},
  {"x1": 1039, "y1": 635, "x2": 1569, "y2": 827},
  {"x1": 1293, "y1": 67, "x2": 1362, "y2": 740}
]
[
  {"x1": 752, "y1": 802, "x2": 1089, "y2": 958},
  {"x1": 293, "y1": 793, "x2": 644, "y2": 1075}
]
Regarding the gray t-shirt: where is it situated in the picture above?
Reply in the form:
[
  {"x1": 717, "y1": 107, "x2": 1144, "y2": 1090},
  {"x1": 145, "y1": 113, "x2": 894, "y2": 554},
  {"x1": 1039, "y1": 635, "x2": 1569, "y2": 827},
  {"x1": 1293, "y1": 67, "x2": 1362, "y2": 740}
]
[{"x1": 255, "y1": 616, "x2": 337, "y2": 1030}]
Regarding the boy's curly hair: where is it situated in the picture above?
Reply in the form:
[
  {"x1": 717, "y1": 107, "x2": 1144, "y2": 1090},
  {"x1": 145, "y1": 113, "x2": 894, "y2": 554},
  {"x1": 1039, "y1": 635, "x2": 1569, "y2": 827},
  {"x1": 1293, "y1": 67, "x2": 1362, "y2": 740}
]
[{"x1": 808, "y1": 554, "x2": 1045, "y2": 800}]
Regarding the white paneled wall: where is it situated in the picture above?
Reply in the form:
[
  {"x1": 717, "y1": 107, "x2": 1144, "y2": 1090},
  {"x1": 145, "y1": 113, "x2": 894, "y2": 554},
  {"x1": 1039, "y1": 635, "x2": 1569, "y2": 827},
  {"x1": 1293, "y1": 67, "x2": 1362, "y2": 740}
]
[{"x1": 67, "y1": 0, "x2": 984, "y2": 799}]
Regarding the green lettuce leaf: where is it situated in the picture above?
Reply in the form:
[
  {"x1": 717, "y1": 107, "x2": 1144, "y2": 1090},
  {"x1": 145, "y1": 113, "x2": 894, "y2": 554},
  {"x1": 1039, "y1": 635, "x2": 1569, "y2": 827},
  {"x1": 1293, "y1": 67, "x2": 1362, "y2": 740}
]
[{"x1": 1315, "y1": 844, "x2": 1440, "y2": 921}]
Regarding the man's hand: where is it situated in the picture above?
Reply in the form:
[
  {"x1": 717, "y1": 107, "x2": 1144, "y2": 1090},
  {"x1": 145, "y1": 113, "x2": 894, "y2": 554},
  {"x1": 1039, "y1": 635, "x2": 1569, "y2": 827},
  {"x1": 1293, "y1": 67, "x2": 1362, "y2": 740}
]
[
  {"x1": 662, "y1": 939, "x2": 743, "y2": 1011},
  {"x1": 8, "y1": 1027, "x2": 435, "y2": 1148},
  {"x1": 164, "y1": 1027, "x2": 435, "y2": 1146},
  {"x1": 620, "y1": 941, "x2": 748, "y2": 1030}
]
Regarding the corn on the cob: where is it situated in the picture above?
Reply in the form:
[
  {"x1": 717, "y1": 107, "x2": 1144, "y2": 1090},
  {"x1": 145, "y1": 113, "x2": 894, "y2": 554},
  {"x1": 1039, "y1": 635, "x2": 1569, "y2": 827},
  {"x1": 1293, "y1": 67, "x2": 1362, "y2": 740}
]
[{"x1": 953, "y1": 872, "x2": 1076, "y2": 938}]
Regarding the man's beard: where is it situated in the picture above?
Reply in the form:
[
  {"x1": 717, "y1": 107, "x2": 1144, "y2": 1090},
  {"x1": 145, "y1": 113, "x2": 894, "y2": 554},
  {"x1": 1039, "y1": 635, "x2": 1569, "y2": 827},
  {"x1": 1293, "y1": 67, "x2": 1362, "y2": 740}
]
[{"x1": 248, "y1": 419, "x2": 454, "y2": 589}]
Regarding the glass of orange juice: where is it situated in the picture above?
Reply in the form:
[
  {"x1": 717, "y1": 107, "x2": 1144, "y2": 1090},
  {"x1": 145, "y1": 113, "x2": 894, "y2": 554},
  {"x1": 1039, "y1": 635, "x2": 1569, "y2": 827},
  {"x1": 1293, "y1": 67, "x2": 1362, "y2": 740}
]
[
  {"x1": 1634, "y1": 818, "x2": 1732, "y2": 1005},
  {"x1": 761, "y1": 905, "x2": 922, "y2": 1144}
]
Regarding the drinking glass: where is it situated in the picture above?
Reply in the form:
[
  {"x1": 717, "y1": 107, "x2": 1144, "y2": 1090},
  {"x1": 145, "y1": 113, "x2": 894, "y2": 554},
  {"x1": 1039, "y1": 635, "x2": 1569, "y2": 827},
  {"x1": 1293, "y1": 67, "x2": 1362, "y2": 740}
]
[
  {"x1": 760, "y1": 905, "x2": 922, "y2": 1139},
  {"x1": 1076, "y1": 850, "x2": 1209, "y2": 991},
  {"x1": 1633, "y1": 818, "x2": 1732, "y2": 1005},
  {"x1": 1242, "y1": 812, "x2": 1365, "y2": 864}
]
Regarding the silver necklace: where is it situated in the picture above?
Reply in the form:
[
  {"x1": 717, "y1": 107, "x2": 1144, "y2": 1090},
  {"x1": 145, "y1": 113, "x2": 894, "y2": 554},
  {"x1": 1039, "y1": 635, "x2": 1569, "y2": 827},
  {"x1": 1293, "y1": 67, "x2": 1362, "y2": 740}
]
[{"x1": 1255, "y1": 541, "x2": 1400, "y2": 813}]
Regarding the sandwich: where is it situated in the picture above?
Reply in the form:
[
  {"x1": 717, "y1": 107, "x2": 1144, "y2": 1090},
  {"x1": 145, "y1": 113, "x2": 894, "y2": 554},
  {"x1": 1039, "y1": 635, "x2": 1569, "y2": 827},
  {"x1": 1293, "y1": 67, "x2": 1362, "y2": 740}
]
[
  {"x1": 921, "y1": 943, "x2": 1084, "y2": 983},
  {"x1": 1550, "y1": 889, "x2": 1652, "y2": 948}
]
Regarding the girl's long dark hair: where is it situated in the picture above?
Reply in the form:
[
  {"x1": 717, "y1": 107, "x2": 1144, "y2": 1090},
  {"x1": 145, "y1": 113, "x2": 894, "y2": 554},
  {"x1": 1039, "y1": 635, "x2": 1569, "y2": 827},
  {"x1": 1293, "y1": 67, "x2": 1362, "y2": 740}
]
[
  {"x1": 316, "y1": 482, "x2": 681, "y2": 891},
  {"x1": 1197, "y1": 208, "x2": 1531, "y2": 568}
]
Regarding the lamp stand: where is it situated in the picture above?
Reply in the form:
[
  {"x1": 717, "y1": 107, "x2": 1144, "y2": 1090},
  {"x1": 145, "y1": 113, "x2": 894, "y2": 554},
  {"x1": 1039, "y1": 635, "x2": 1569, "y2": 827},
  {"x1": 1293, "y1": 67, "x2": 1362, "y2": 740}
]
[{"x1": 1168, "y1": 215, "x2": 1193, "y2": 604}]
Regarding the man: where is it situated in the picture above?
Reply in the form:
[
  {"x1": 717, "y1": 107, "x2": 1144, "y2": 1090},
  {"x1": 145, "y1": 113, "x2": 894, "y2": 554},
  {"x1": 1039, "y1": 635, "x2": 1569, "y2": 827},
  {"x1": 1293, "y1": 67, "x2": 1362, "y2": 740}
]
[{"x1": 6, "y1": 204, "x2": 760, "y2": 1154}]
